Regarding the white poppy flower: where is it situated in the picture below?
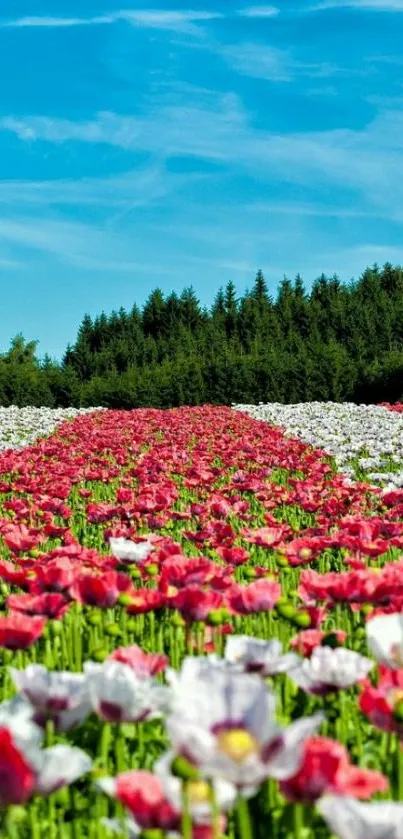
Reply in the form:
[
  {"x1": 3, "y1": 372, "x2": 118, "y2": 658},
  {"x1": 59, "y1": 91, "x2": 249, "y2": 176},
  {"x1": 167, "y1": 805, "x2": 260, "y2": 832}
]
[
  {"x1": 166, "y1": 655, "x2": 233, "y2": 690},
  {"x1": 233, "y1": 402, "x2": 403, "y2": 486},
  {"x1": 366, "y1": 613, "x2": 403, "y2": 669},
  {"x1": 34, "y1": 745, "x2": 92, "y2": 796},
  {"x1": 0, "y1": 406, "x2": 102, "y2": 452},
  {"x1": 109, "y1": 537, "x2": 154, "y2": 563},
  {"x1": 84, "y1": 660, "x2": 172, "y2": 723},
  {"x1": 0, "y1": 701, "x2": 91, "y2": 802},
  {"x1": 318, "y1": 796, "x2": 403, "y2": 839},
  {"x1": 166, "y1": 657, "x2": 323, "y2": 790},
  {"x1": 10, "y1": 664, "x2": 91, "y2": 731},
  {"x1": 0, "y1": 694, "x2": 43, "y2": 752},
  {"x1": 224, "y1": 635, "x2": 299, "y2": 676},
  {"x1": 289, "y1": 647, "x2": 373, "y2": 695}
]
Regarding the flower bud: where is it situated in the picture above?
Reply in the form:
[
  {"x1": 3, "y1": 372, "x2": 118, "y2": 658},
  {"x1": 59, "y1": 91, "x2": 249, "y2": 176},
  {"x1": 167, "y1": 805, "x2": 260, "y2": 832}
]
[
  {"x1": 293, "y1": 611, "x2": 311, "y2": 628},
  {"x1": 126, "y1": 619, "x2": 138, "y2": 633},
  {"x1": 276, "y1": 556, "x2": 289, "y2": 568},
  {"x1": 91, "y1": 647, "x2": 109, "y2": 663},
  {"x1": 171, "y1": 755, "x2": 201, "y2": 781},
  {"x1": 49, "y1": 620, "x2": 63, "y2": 637},
  {"x1": 145, "y1": 564, "x2": 159, "y2": 577},
  {"x1": 118, "y1": 593, "x2": 134, "y2": 607},
  {"x1": 207, "y1": 609, "x2": 225, "y2": 626},
  {"x1": 276, "y1": 602, "x2": 296, "y2": 620},
  {"x1": 6, "y1": 806, "x2": 27, "y2": 824},
  {"x1": 128, "y1": 567, "x2": 142, "y2": 580},
  {"x1": 104, "y1": 622, "x2": 122, "y2": 638},
  {"x1": 276, "y1": 596, "x2": 288, "y2": 606},
  {"x1": 141, "y1": 830, "x2": 164, "y2": 839},
  {"x1": 87, "y1": 613, "x2": 102, "y2": 627}
]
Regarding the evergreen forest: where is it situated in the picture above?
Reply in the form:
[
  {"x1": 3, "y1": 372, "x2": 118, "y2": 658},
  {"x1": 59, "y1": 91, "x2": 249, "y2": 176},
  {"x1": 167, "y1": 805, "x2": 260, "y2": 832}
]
[{"x1": 3, "y1": 262, "x2": 403, "y2": 408}]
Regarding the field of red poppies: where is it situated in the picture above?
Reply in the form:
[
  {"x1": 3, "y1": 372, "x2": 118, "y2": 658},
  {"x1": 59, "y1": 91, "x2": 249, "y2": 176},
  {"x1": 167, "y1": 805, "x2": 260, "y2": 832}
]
[{"x1": 1, "y1": 404, "x2": 403, "y2": 838}]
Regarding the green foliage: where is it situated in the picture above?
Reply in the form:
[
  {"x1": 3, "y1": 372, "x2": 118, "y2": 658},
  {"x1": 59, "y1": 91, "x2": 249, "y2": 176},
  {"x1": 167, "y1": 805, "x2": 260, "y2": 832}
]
[{"x1": 2, "y1": 262, "x2": 403, "y2": 407}]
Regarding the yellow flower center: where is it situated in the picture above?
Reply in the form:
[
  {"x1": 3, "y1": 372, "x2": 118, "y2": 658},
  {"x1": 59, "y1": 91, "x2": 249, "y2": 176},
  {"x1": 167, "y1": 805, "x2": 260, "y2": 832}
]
[
  {"x1": 217, "y1": 728, "x2": 259, "y2": 764},
  {"x1": 188, "y1": 781, "x2": 211, "y2": 804},
  {"x1": 388, "y1": 688, "x2": 403, "y2": 708},
  {"x1": 299, "y1": 548, "x2": 312, "y2": 559}
]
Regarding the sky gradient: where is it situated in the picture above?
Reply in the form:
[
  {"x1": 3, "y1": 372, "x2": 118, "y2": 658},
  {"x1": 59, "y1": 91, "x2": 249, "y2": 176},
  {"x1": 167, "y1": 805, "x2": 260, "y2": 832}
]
[{"x1": 0, "y1": 0, "x2": 402, "y2": 358}]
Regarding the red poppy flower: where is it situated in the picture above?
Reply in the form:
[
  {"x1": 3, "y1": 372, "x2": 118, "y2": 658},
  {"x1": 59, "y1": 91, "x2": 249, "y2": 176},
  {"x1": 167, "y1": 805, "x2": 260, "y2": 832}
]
[
  {"x1": 1, "y1": 523, "x2": 41, "y2": 554},
  {"x1": 109, "y1": 644, "x2": 168, "y2": 676},
  {"x1": 126, "y1": 589, "x2": 166, "y2": 615},
  {"x1": 228, "y1": 579, "x2": 281, "y2": 614},
  {"x1": 70, "y1": 571, "x2": 132, "y2": 608},
  {"x1": 170, "y1": 587, "x2": 223, "y2": 622},
  {"x1": 280, "y1": 536, "x2": 332, "y2": 567},
  {"x1": 0, "y1": 560, "x2": 30, "y2": 589},
  {"x1": 215, "y1": 546, "x2": 249, "y2": 566},
  {"x1": 31, "y1": 558, "x2": 77, "y2": 593},
  {"x1": 7, "y1": 592, "x2": 69, "y2": 620},
  {"x1": 115, "y1": 771, "x2": 180, "y2": 830},
  {"x1": 359, "y1": 666, "x2": 403, "y2": 737},
  {"x1": 241, "y1": 525, "x2": 290, "y2": 548},
  {"x1": 0, "y1": 728, "x2": 35, "y2": 806},
  {"x1": 280, "y1": 736, "x2": 388, "y2": 802},
  {"x1": 0, "y1": 613, "x2": 47, "y2": 649}
]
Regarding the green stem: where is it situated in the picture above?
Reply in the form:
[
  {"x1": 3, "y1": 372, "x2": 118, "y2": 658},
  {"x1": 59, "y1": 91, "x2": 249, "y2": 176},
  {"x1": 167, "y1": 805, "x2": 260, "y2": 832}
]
[
  {"x1": 293, "y1": 803, "x2": 304, "y2": 839},
  {"x1": 100, "y1": 723, "x2": 112, "y2": 770},
  {"x1": 236, "y1": 796, "x2": 253, "y2": 839},
  {"x1": 181, "y1": 781, "x2": 193, "y2": 839},
  {"x1": 208, "y1": 781, "x2": 220, "y2": 839},
  {"x1": 46, "y1": 718, "x2": 55, "y2": 748}
]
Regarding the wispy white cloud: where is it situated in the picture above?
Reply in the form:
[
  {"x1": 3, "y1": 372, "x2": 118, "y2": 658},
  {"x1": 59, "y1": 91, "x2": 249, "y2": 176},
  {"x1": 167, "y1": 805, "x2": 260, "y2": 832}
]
[
  {"x1": 0, "y1": 215, "x2": 190, "y2": 274},
  {"x1": 1, "y1": 15, "x2": 114, "y2": 28},
  {"x1": 0, "y1": 7, "x2": 281, "y2": 32},
  {"x1": 306, "y1": 0, "x2": 403, "y2": 11},
  {"x1": 2, "y1": 97, "x2": 402, "y2": 215},
  {"x1": 0, "y1": 10, "x2": 223, "y2": 33},
  {"x1": 237, "y1": 6, "x2": 280, "y2": 17},
  {"x1": 0, "y1": 95, "x2": 246, "y2": 157},
  {"x1": 222, "y1": 42, "x2": 342, "y2": 82},
  {"x1": 243, "y1": 201, "x2": 383, "y2": 218},
  {"x1": 124, "y1": 10, "x2": 223, "y2": 30},
  {"x1": 223, "y1": 44, "x2": 293, "y2": 82},
  {"x1": 0, "y1": 165, "x2": 180, "y2": 210},
  {"x1": 2, "y1": 93, "x2": 403, "y2": 285}
]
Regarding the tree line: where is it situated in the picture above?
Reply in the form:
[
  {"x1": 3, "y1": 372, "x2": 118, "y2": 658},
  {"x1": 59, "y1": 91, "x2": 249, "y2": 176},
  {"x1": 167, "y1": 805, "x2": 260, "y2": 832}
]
[{"x1": 3, "y1": 262, "x2": 403, "y2": 408}]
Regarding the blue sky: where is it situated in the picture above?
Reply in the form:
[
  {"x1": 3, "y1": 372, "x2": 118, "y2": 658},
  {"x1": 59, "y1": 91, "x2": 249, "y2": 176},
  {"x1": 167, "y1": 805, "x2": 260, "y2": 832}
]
[{"x1": 0, "y1": 0, "x2": 402, "y2": 358}]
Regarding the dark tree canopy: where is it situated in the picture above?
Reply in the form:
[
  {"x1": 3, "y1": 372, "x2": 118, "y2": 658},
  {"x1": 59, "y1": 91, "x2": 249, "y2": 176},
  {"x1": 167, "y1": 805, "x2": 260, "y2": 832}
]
[{"x1": 1, "y1": 263, "x2": 402, "y2": 408}]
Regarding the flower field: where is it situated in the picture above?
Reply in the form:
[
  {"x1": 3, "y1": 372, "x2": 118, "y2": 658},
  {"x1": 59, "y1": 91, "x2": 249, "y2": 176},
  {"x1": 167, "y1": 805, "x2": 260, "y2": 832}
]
[
  {"x1": 0, "y1": 407, "x2": 99, "y2": 452},
  {"x1": 2, "y1": 404, "x2": 403, "y2": 838}
]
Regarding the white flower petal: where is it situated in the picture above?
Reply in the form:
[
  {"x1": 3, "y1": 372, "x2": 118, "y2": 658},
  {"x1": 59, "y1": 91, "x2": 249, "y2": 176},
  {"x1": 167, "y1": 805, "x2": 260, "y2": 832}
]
[
  {"x1": 318, "y1": 796, "x2": 403, "y2": 839},
  {"x1": 35, "y1": 745, "x2": 92, "y2": 795}
]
